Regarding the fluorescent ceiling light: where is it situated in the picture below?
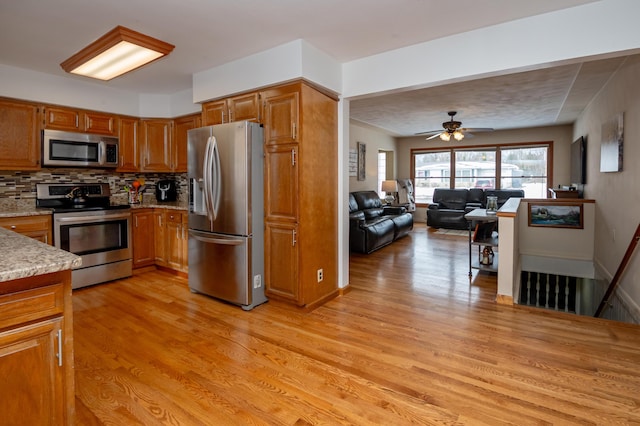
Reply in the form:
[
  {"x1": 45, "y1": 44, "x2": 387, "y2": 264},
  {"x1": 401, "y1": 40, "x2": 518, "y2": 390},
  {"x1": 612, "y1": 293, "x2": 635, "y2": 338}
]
[{"x1": 60, "y1": 26, "x2": 174, "y2": 81}]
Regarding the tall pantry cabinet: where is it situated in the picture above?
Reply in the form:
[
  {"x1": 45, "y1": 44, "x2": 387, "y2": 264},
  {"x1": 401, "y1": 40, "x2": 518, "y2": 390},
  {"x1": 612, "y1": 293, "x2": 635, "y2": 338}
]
[{"x1": 261, "y1": 82, "x2": 338, "y2": 308}]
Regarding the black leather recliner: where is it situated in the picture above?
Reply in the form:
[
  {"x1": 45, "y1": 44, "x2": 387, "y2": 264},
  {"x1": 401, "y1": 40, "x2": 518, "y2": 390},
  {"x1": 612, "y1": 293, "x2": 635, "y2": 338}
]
[{"x1": 349, "y1": 191, "x2": 413, "y2": 254}]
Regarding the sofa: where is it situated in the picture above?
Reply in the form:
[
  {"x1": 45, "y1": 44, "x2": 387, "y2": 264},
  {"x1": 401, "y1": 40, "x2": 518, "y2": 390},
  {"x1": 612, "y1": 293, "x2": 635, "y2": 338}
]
[
  {"x1": 349, "y1": 191, "x2": 414, "y2": 254},
  {"x1": 427, "y1": 188, "x2": 525, "y2": 230}
]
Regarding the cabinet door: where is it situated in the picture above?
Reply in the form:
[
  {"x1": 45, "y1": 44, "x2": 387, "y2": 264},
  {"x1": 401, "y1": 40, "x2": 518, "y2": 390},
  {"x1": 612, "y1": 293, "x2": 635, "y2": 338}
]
[
  {"x1": 83, "y1": 111, "x2": 118, "y2": 135},
  {"x1": 165, "y1": 211, "x2": 184, "y2": 271},
  {"x1": 228, "y1": 92, "x2": 260, "y2": 123},
  {"x1": 182, "y1": 214, "x2": 189, "y2": 272},
  {"x1": 0, "y1": 215, "x2": 52, "y2": 245},
  {"x1": 265, "y1": 222, "x2": 299, "y2": 303},
  {"x1": 140, "y1": 119, "x2": 172, "y2": 172},
  {"x1": 201, "y1": 100, "x2": 227, "y2": 126},
  {"x1": 132, "y1": 210, "x2": 155, "y2": 269},
  {"x1": 264, "y1": 144, "x2": 299, "y2": 222},
  {"x1": 173, "y1": 114, "x2": 200, "y2": 173},
  {"x1": 44, "y1": 106, "x2": 81, "y2": 131},
  {"x1": 261, "y1": 87, "x2": 299, "y2": 145},
  {"x1": 0, "y1": 318, "x2": 65, "y2": 425},
  {"x1": 117, "y1": 117, "x2": 139, "y2": 172},
  {"x1": 0, "y1": 100, "x2": 40, "y2": 170},
  {"x1": 154, "y1": 210, "x2": 167, "y2": 266}
]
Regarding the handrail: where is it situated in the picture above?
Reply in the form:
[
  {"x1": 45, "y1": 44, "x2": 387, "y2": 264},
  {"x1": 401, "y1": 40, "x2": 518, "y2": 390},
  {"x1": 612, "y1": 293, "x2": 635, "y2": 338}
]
[{"x1": 594, "y1": 223, "x2": 640, "y2": 317}]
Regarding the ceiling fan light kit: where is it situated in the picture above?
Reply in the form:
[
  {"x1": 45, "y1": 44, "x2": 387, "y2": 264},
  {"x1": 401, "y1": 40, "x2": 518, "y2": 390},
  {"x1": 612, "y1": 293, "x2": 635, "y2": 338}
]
[{"x1": 60, "y1": 26, "x2": 174, "y2": 81}]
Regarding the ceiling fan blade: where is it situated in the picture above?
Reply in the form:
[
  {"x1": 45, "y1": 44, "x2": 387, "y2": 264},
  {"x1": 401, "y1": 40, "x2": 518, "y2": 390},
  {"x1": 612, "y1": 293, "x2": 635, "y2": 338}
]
[
  {"x1": 414, "y1": 130, "x2": 442, "y2": 135},
  {"x1": 460, "y1": 127, "x2": 494, "y2": 133},
  {"x1": 425, "y1": 133, "x2": 443, "y2": 140}
]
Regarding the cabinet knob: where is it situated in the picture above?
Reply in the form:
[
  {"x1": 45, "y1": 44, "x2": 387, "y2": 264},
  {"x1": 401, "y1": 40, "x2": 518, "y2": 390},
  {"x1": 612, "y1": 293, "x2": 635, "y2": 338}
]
[{"x1": 10, "y1": 225, "x2": 16, "y2": 229}]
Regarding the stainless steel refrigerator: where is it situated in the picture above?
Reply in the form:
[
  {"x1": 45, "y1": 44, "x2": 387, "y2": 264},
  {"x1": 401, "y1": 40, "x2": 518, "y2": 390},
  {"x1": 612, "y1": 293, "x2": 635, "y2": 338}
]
[{"x1": 187, "y1": 121, "x2": 267, "y2": 310}]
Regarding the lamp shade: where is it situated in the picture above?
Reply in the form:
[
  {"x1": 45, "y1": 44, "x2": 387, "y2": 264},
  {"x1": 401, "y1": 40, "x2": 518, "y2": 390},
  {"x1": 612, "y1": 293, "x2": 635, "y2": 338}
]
[
  {"x1": 381, "y1": 180, "x2": 398, "y2": 193},
  {"x1": 60, "y1": 26, "x2": 174, "y2": 81}
]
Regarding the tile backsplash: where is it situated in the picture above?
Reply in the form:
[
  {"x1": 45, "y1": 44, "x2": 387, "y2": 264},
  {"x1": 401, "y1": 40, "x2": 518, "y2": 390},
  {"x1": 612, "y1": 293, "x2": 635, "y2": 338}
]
[{"x1": 0, "y1": 169, "x2": 188, "y2": 202}]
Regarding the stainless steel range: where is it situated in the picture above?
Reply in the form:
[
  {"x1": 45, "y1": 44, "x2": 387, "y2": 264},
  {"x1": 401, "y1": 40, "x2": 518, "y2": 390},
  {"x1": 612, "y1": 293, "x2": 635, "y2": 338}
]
[{"x1": 36, "y1": 183, "x2": 132, "y2": 289}]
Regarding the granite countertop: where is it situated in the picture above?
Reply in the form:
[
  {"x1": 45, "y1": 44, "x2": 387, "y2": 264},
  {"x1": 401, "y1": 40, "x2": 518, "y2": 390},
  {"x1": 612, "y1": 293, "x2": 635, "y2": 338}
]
[
  {"x1": 0, "y1": 199, "x2": 53, "y2": 218},
  {"x1": 0, "y1": 227, "x2": 81, "y2": 282},
  {"x1": 0, "y1": 198, "x2": 187, "y2": 217},
  {"x1": 128, "y1": 201, "x2": 188, "y2": 211}
]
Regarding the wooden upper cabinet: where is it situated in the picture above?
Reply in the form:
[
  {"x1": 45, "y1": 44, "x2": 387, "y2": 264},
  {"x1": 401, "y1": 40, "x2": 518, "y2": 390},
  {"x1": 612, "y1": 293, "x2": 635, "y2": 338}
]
[
  {"x1": 201, "y1": 92, "x2": 260, "y2": 126},
  {"x1": 261, "y1": 85, "x2": 299, "y2": 145},
  {"x1": 44, "y1": 105, "x2": 118, "y2": 135},
  {"x1": 44, "y1": 106, "x2": 81, "y2": 131},
  {"x1": 0, "y1": 99, "x2": 40, "y2": 170},
  {"x1": 228, "y1": 92, "x2": 260, "y2": 123},
  {"x1": 117, "y1": 117, "x2": 139, "y2": 172},
  {"x1": 140, "y1": 119, "x2": 172, "y2": 172},
  {"x1": 83, "y1": 111, "x2": 118, "y2": 136},
  {"x1": 173, "y1": 113, "x2": 201, "y2": 173},
  {"x1": 201, "y1": 100, "x2": 226, "y2": 126}
]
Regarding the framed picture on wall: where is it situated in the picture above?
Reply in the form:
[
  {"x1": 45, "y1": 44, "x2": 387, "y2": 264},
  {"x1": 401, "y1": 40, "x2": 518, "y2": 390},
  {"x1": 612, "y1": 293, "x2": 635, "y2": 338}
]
[
  {"x1": 357, "y1": 142, "x2": 366, "y2": 181},
  {"x1": 528, "y1": 202, "x2": 583, "y2": 229},
  {"x1": 600, "y1": 113, "x2": 623, "y2": 172},
  {"x1": 349, "y1": 148, "x2": 357, "y2": 177}
]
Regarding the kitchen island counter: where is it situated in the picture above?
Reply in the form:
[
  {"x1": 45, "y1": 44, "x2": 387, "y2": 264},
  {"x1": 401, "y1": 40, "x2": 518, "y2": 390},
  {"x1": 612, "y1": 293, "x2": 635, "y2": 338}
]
[{"x1": 0, "y1": 226, "x2": 81, "y2": 282}]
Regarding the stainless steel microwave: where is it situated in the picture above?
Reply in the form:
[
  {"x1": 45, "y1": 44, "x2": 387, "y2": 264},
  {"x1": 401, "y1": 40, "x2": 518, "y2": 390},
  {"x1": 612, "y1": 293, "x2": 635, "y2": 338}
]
[{"x1": 42, "y1": 129, "x2": 119, "y2": 168}]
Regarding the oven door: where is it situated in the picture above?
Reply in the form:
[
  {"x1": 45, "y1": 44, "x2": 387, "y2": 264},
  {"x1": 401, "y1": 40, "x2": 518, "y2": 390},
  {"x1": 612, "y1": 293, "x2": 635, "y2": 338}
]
[{"x1": 53, "y1": 210, "x2": 131, "y2": 269}]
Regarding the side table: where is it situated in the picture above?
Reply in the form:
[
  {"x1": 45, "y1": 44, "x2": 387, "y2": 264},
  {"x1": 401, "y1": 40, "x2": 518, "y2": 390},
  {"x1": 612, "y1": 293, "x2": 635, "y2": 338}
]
[{"x1": 465, "y1": 208, "x2": 499, "y2": 277}]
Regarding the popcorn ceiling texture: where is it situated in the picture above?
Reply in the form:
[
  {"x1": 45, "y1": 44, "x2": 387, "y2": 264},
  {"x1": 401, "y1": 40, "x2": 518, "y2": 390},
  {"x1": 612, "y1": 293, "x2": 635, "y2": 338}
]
[{"x1": 0, "y1": 169, "x2": 188, "y2": 202}]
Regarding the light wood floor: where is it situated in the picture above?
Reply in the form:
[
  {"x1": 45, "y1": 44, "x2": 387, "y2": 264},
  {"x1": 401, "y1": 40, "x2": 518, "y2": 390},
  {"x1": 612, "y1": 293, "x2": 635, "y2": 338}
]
[{"x1": 73, "y1": 224, "x2": 640, "y2": 425}]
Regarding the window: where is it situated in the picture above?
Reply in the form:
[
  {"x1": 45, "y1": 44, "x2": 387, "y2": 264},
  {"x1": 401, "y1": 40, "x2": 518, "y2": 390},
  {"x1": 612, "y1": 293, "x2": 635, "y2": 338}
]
[
  {"x1": 500, "y1": 146, "x2": 548, "y2": 198},
  {"x1": 412, "y1": 143, "x2": 550, "y2": 204},
  {"x1": 454, "y1": 149, "x2": 496, "y2": 189},
  {"x1": 377, "y1": 151, "x2": 386, "y2": 197},
  {"x1": 413, "y1": 150, "x2": 451, "y2": 204}
]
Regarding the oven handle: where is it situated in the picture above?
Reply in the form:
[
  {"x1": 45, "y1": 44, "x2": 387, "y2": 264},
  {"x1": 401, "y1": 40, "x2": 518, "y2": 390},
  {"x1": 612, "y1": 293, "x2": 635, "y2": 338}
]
[{"x1": 55, "y1": 212, "x2": 131, "y2": 224}]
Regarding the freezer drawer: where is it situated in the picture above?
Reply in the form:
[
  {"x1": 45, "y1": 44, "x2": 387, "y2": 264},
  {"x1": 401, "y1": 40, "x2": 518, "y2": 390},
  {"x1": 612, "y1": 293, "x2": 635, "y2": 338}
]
[{"x1": 188, "y1": 230, "x2": 251, "y2": 306}]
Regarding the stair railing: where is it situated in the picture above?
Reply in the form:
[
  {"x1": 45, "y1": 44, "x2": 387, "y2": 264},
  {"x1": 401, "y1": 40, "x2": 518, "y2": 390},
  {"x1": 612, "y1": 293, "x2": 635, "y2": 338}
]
[{"x1": 594, "y1": 223, "x2": 640, "y2": 317}]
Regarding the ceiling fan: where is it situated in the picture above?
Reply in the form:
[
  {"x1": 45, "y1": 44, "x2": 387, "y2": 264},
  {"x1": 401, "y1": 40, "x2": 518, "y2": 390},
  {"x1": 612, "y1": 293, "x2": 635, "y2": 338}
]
[{"x1": 416, "y1": 111, "x2": 494, "y2": 141}]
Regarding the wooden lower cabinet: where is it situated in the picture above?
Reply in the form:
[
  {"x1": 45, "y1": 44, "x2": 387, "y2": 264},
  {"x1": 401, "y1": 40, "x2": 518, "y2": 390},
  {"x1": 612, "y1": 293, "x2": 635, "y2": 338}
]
[
  {"x1": 0, "y1": 270, "x2": 75, "y2": 425},
  {"x1": 132, "y1": 208, "x2": 188, "y2": 273},
  {"x1": 165, "y1": 210, "x2": 188, "y2": 273},
  {"x1": 132, "y1": 209, "x2": 155, "y2": 268},
  {"x1": 0, "y1": 215, "x2": 52, "y2": 245},
  {"x1": 264, "y1": 222, "x2": 299, "y2": 302},
  {"x1": 154, "y1": 209, "x2": 167, "y2": 267}
]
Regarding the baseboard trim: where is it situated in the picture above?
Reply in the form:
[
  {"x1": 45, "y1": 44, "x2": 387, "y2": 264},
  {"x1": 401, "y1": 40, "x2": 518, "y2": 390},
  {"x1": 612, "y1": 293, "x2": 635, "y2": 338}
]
[{"x1": 496, "y1": 294, "x2": 514, "y2": 305}]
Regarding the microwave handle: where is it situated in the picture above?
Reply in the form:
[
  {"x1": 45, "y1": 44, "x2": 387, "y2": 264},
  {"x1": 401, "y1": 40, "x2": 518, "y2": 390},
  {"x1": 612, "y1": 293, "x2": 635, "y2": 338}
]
[{"x1": 98, "y1": 141, "x2": 106, "y2": 166}]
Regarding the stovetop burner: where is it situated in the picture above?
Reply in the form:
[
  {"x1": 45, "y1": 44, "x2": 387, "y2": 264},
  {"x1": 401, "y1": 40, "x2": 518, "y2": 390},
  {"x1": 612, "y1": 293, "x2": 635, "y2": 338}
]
[{"x1": 36, "y1": 183, "x2": 130, "y2": 212}]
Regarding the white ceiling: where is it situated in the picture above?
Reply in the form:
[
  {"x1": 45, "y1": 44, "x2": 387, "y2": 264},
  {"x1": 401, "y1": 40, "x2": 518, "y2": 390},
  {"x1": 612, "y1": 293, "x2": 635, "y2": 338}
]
[{"x1": 0, "y1": 0, "x2": 623, "y2": 134}]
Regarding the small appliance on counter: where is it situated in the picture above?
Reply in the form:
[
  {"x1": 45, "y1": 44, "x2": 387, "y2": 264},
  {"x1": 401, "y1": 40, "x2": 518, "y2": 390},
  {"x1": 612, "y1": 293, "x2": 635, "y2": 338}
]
[{"x1": 156, "y1": 179, "x2": 177, "y2": 202}]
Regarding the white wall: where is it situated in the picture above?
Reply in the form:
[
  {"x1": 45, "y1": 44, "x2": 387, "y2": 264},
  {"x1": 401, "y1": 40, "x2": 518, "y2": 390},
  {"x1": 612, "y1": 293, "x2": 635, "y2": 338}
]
[
  {"x1": 573, "y1": 55, "x2": 640, "y2": 312},
  {"x1": 349, "y1": 121, "x2": 397, "y2": 193},
  {"x1": 192, "y1": 40, "x2": 342, "y2": 103},
  {"x1": 0, "y1": 64, "x2": 200, "y2": 118}
]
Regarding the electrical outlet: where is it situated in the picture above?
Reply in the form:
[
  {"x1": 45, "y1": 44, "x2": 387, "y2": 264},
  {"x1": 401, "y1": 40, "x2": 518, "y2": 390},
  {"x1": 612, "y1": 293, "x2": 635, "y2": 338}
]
[
  {"x1": 317, "y1": 268, "x2": 323, "y2": 282},
  {"x1": 253, "y1": 274, "x2": 262, "y2": 289}
]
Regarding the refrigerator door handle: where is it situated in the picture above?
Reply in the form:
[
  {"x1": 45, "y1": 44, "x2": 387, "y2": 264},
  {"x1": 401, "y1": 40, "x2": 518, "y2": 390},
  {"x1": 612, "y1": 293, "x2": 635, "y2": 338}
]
[
  {"x1": 203, "y1": 135, "x2": 215, "y2": 222},
  {"x1": 211, "y1": 136, "x2": 222, "y2": 221},
  {"x1": 189, "y1": 230, "x2": 245, "y2": 246}
]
